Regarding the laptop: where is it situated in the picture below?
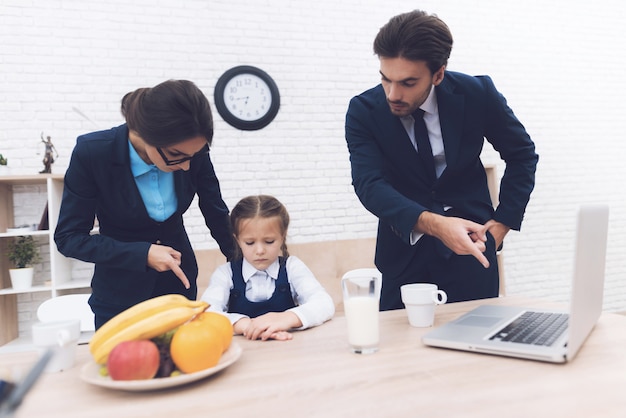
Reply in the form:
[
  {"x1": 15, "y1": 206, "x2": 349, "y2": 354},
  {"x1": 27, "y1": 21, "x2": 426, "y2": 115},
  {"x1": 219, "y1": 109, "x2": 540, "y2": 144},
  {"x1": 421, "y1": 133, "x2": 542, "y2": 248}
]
[{"x1": 422, "y1": 204, "x2": 609, "y2": 363}]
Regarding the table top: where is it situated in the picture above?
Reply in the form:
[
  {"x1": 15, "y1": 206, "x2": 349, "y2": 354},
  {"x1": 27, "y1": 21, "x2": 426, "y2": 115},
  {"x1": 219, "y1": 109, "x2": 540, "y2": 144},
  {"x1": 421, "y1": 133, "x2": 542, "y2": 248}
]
[{"x1": 2, "y1": 296, "x2": 626, "y2": 417}]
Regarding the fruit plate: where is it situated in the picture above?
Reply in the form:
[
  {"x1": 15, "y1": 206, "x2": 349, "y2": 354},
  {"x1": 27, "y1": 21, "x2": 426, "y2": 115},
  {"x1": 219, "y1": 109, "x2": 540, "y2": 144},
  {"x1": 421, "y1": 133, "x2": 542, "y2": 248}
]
[{"x1": 80, "y1": 342, "x2": 242, "y2": 392}]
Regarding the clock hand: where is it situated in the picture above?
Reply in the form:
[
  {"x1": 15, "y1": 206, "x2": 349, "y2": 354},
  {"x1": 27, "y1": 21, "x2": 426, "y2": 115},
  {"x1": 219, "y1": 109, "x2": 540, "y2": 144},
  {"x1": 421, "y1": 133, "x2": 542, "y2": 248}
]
[{"x1": 234, "y1": 96, "x2": 250, "y2": 105}]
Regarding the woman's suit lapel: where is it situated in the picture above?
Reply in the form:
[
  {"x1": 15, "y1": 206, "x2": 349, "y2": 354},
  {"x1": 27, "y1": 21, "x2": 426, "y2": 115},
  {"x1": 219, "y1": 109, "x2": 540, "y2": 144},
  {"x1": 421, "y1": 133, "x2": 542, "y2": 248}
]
[
  {"x1": 109, "y1": 126, "x2": 150, "y2": 217},
  {"x1": 109, "y1": 125, "x2": 193, "y2": 218}
]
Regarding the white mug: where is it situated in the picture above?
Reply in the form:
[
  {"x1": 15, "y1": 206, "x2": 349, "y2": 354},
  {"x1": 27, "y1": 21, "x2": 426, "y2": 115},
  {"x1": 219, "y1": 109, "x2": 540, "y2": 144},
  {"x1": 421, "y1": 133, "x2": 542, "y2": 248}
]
[
  {"x1": 31, "y1": 319, "x2": 81, "y2": 372},
  {"x1": 400, "y1": 283, "x2": 447, "y2": 327}
]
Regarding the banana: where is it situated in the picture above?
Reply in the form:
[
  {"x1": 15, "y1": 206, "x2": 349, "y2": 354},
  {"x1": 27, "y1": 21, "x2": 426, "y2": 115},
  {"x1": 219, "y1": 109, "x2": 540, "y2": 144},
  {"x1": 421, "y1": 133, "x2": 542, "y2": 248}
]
[
  {"x1": 89, "y1": 294, "x2": 204, "y2": 355},
  {"x1": 90, "y1": 294, "x2": 183, "y2": 355},
  {"x1": 91, "y1": 304, "x2": 207, "y2": 364},
  {"x1": 89, "y1": 294, "x2": 208, "y2": 364}
]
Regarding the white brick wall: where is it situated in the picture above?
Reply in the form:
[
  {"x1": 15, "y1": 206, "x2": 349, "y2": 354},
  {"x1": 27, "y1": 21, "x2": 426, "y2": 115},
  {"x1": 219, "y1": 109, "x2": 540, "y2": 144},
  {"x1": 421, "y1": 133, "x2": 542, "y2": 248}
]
[{"x1": 2, "y1": 0, "x2": 626, "y2": 338}]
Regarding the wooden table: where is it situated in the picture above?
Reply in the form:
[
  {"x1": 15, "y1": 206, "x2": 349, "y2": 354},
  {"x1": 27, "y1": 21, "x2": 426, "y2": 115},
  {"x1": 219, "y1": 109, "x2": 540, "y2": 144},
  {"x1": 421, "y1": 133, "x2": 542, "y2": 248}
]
[{"x1": 2, "y1": 296, "x2": 626, "y2": 417}]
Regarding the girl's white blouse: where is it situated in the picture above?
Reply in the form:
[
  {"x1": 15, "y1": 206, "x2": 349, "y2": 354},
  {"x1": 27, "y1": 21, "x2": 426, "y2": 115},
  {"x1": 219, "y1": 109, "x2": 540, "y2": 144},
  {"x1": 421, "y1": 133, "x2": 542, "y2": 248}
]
[{"x1": 200, "y1": 256, "x2": 335, "y2": 329}]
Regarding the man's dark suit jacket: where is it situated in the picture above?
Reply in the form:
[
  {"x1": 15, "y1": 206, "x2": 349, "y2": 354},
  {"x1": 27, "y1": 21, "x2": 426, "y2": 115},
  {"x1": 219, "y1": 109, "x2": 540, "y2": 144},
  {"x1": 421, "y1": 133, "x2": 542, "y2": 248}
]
[
  {"x1": 54, "y1": 124, "x2": 234, "y2": 323},
  {"x1": 345, "y1": 71, "x2": 538, "y2": 306}
]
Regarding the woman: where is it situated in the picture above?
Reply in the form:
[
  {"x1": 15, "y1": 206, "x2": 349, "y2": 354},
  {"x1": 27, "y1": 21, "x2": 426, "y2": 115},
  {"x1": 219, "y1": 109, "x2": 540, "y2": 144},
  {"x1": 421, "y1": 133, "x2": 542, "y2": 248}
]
[{"x1": 54, "y1": 79, "x2": 235, "y2": 329}]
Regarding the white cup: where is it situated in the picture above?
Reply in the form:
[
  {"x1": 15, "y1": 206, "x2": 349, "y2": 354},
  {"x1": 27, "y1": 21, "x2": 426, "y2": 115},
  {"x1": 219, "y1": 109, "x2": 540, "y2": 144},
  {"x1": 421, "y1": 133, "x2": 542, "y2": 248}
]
[
  {"x1": 400, "y1": 283, "x2": 448, "y2": 327},
  {"x1": 341, "y1": 275, "x2": 381, "y2": 354},
  {"x1": 31, "y1": 319, "x2": 80, "y2": 372}
]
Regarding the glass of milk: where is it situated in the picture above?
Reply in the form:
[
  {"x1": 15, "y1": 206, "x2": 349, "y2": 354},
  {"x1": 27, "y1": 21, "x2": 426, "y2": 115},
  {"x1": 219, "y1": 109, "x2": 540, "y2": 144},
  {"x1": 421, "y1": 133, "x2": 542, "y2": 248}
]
[{"x1": 341, "y1": 275, "x2": 381, "y2": 354}]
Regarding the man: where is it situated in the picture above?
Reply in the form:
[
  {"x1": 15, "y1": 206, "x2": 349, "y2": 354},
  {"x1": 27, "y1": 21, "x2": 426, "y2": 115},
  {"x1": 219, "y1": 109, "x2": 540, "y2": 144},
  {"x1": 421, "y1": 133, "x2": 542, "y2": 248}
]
[{"x1": 345, "y1": 10, "x2": 538, "y2": 310}]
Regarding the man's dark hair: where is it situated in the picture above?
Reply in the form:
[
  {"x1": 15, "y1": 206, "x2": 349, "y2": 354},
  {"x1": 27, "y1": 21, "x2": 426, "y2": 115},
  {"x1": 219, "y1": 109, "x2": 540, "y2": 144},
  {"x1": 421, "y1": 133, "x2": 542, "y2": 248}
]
[{"x1": 373, "y1": 10, "x2": 453, "y2": 74}]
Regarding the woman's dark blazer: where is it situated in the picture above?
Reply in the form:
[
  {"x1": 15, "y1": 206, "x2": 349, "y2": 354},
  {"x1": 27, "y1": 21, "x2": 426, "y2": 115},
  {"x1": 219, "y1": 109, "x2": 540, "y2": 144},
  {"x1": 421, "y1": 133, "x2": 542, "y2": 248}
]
[{"x1": 54, "y1": 124, "x2": 234, "y2": 308}]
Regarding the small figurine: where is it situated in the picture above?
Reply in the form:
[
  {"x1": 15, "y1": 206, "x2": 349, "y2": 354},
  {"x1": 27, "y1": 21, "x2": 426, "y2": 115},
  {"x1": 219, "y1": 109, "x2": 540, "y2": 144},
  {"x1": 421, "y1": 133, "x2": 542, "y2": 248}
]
[{"x1": 40, "y1": 132, "x2": 58, "y2": 174}]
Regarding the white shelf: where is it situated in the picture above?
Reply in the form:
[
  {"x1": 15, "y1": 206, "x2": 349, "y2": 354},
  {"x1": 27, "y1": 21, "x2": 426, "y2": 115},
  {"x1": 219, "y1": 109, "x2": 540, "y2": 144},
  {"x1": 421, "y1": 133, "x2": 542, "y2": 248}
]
[
  {"x1": 0, "y1": 230, "x2": 49, "y2": 238},
  {"x1": 0, "y1": 284, "x2": 53, "y2": 296},
  {"x1": 0, "y1": 174, "x2": 92, "y2": 347}
]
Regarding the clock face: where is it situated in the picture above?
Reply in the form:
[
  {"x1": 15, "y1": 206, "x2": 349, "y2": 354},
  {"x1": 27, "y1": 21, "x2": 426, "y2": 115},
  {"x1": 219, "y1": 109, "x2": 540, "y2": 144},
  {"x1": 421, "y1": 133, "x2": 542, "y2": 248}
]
[
  {"x1": 214, "y1": 66, "x2": 280, "y2": 131},
  {"x1": 222, "y1": 73, "x2": 272, "y2": 121}
]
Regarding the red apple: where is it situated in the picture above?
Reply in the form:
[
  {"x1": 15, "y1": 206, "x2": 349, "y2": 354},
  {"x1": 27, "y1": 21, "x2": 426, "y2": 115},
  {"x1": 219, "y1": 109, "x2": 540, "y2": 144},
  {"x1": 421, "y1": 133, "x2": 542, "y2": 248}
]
[{"x1": 107, "y1": 340, "x2": 160, "y2": 381}]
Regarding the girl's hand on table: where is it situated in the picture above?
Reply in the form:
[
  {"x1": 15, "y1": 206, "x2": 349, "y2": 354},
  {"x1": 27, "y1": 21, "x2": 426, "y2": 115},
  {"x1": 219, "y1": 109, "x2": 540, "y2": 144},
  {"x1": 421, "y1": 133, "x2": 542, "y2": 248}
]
[{"x1": 234, "y1": 313, "x2": 299, "y2": 341}]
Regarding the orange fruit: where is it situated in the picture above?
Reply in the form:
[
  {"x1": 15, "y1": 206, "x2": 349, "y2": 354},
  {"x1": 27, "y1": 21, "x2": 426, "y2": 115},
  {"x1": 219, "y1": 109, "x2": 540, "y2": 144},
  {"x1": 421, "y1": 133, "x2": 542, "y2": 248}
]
[
  {"x1": 170, "y1": 319, "x2": 222, "y2": 374},
  {"x1": 195, "y1": 311, "x2": 233, "y2": 352}
]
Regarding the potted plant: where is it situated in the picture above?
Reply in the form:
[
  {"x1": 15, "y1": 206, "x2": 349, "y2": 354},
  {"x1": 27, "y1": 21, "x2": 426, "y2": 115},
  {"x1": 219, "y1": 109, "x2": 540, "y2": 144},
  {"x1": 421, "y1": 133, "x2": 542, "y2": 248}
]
[
  {"x1": 7, "y1": 235, "x2": 40, "y2": 290},
  {"x1": 0, "y1": 153, "x2": 7, "y2": 174}
]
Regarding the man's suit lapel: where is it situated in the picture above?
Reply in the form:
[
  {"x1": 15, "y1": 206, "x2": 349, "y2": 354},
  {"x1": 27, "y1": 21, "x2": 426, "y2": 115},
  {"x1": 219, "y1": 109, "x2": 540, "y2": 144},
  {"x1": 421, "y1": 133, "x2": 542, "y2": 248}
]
[
  {"x1": 370, "y1": 90, "x2": 433, "y2": 184},
  {"x1": 435, "y1": 76, "x2": 464, "y2": 174}
]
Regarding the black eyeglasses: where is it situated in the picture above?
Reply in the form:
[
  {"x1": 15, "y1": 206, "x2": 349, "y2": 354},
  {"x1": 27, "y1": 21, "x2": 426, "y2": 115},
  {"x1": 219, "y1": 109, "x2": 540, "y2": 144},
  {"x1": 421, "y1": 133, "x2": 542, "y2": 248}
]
[{"x1": 157, "y1": 144, "x2": 209, "y2": 166}]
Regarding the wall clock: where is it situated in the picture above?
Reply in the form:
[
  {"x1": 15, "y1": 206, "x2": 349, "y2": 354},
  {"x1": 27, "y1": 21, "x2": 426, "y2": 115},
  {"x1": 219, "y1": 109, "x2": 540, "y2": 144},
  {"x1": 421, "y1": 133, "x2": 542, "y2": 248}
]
[{"x1": 214, "y1": 65, "x2": 280, "y2": 131}]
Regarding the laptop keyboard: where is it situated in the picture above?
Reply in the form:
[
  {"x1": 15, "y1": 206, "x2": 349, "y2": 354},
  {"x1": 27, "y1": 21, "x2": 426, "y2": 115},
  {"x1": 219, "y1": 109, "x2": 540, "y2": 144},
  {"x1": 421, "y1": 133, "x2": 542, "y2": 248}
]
[{"x1": 490, "y1": 311, "x2": 569, "y2": 346}]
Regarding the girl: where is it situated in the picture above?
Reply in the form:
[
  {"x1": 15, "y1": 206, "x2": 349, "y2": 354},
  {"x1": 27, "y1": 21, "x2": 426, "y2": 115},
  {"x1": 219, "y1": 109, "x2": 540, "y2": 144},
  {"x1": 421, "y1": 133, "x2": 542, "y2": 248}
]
[
  {"x1": 54, "y1": 79, "x2": 235, "y2": 329},
  {"x1": 201, "y1": 195, "x2": 335, "y2": 341}
]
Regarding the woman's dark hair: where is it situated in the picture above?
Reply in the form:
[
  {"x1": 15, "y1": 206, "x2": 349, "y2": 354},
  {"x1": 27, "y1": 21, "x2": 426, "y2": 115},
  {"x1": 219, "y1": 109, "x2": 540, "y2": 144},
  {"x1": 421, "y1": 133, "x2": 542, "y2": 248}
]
[
  {"x1": 120, "y1": 79, "x2": 213, "y2": 148},
  {"x1": 373, "y1": 10, "x2": 453, "y2": 74},
  {"x1": 230, "y1": 195, "x2": 290, "y2": 260}
]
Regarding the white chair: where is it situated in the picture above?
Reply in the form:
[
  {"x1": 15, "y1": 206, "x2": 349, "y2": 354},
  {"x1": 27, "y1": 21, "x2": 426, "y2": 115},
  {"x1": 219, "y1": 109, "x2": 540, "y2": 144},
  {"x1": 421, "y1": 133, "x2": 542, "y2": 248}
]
[
  {"x1": 484, "y1": 164, "x2": 506, "y2": 295},
  {"x1": 37, "y1": 293, "x2": 95, "y2": 333}
]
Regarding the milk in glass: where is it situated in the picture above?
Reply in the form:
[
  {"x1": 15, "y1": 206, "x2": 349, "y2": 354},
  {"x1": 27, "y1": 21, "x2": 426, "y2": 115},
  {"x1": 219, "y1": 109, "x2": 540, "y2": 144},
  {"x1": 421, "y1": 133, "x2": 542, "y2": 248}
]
[
  {"x1": 344, "y1": 296, "x2": 379, "y2": 351},
  {"x1": 342, "y1": 274, "x2": 381, "y2": 354}
]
